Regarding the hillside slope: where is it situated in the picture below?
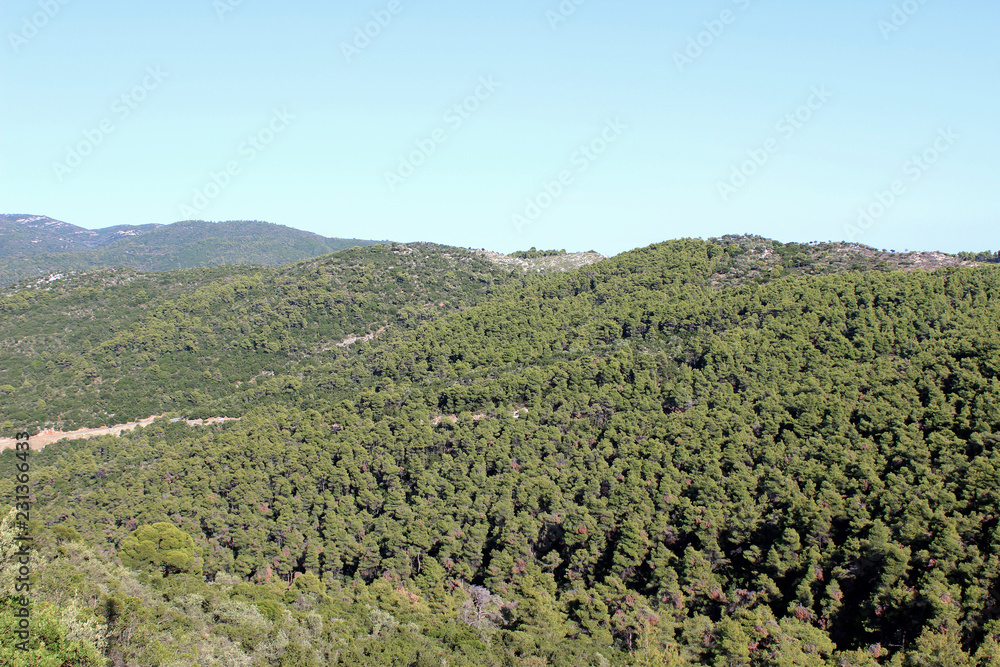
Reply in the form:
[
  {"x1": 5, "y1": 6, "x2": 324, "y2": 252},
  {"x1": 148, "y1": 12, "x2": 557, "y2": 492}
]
[
  {"x1": 0, "y1": 242, "x2": 533, "y2": 430},
  {"x1": 4, "y1": 237, "x2": 1000, "y2": 664}
]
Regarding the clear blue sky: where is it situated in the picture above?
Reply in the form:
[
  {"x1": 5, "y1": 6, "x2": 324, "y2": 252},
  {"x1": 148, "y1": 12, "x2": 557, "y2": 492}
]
[{"x1": 2, "y1": 0, "x2": 997, "y2": 256}]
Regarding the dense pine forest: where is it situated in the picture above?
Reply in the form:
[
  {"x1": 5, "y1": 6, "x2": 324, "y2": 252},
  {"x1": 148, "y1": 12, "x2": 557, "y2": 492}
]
[{"x1": 3, "y1": 237, "x2": 1000, "y2": 665}]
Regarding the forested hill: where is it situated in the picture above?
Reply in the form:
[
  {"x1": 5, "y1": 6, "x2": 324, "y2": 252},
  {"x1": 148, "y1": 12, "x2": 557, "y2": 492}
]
[
  {"x1": 0, "y1": 216, "x2": 383, "y2": 285},
  {"x1": 3, "y1": 237, "x2": 1000, "y2": 665},
  {"x1": 0, "y1": 242, "x2": 527, "y2": 431},
  {"x1": 0, "y1": 235, "x2": 968, "y2": 433}
]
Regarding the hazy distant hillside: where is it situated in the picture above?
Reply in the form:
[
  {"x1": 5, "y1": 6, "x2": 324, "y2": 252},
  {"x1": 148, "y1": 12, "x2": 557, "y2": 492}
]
[
  {"x1": 0, "y1": 215, "x2": 383, "y2": 285},
  {"x1": 0, "y1": 214, "x2": 156, "y2": 254}
]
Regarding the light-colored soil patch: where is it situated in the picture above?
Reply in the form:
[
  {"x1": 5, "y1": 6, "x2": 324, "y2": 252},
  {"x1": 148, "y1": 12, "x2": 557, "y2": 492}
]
[
  {"x1": 319, "y1": 326, "x2": 389, "y2": 352},
  {"x1": 0, "y1": 415, "x2": 239, "y2": 452},
  {"x1": 475, "y1": 250, "x2": 606, "y2": 272},
  {"x1": 839, "y1": 246, "x2": 980, "y2": 271},
  {"x1": 335, "y1": 326, "x2": 388, "y2": 348}
]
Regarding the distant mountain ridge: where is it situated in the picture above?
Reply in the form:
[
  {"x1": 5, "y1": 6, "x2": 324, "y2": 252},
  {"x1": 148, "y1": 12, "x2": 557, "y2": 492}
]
[
  {"x1": 0, "y1": 215, "x2": 384, "y2": 285},
  {"x1": 0, "y1": 214, "x2": 163, "y2": 254}
]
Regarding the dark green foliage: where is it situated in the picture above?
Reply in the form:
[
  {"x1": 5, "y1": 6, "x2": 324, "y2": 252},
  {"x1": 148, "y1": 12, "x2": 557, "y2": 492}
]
[
  {"x1": 957, "y1": 250, "x2": 1000, "y2": 263},
  {"x1": 510, "y1": 248, "x2": 568, "y2": 259},
  {"x1": 3, "y1": 236, "x2": 1000, "y2": 664}
]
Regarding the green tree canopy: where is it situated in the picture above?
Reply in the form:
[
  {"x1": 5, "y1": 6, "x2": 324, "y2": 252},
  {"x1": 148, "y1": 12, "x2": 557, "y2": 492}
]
[{"x1": 119, "y1": 522, "x2": 202, "y2": 577}]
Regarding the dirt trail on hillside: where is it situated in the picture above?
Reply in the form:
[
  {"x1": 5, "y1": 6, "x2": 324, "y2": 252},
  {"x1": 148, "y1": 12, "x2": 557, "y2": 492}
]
[{"x1": 0, "y1": 415, "x2": 239, "y2": 452}]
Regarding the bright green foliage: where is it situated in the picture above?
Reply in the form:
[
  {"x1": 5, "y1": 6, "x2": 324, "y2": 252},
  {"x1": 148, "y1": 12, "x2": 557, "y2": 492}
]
[
  {"x1": 119, "y1": 522, "x2": 202, "y2": 577},
  {"x1": 0, "y1": 602, "x2": 105, "y2": 667},
  {"x1": 0, "y1": 509, "x2": 104, "y2": 665}
]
